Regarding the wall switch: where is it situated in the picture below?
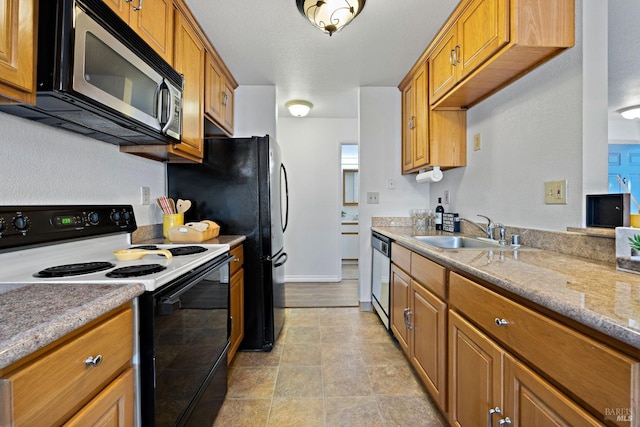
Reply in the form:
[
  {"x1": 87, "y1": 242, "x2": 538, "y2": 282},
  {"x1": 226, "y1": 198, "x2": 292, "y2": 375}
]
[
  {"x1": 544, "y1": 180, "x2": 567, "y2": 204},
  {"x1": 367, "y1": 192, "x2": 379, "y2": 204},
  {"x1": 443, "y1": 190, "x2": 450, "y2": 204},
  {"x1": 141, "y1": 186, "x2": 150, "y2": 205},
  {"x1": 473, "y1": 133, "x2": 481, "y2": 151},
  {"x1": 387, "y1": 178, "x2": 396, "y2": 190}
]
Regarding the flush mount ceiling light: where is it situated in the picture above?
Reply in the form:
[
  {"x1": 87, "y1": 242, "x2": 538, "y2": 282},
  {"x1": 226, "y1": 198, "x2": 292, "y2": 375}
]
[
  {"x1": 296, "y1": 0, "x2": 366, "y2": 36},
  {"x1": 618, "y1": 105, "x2": 640, "y2": 120},
  {"x1": 285, "y1": 100, "x2": 313, "y2": 117}
]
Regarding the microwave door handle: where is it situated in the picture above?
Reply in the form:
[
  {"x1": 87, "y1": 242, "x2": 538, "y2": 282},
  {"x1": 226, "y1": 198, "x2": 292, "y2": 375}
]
[{"x1": 160, "y1": 80, "x2": 175, "y2": 134}]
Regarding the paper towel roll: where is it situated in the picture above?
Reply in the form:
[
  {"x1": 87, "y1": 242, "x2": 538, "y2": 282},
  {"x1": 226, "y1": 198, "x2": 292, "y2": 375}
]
[{"x1": 416, "y1": 166, "x2": 443, "y2": 183}]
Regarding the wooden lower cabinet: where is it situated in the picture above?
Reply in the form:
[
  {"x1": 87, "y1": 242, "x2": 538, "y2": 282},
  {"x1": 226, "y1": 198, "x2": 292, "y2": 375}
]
[
  {"x1": 449, "y1": 310, "x2": 603, "y2": 427},
  {"x1": 228, "y1": 244, "x2": 245, "y2": 363},
  {"x1": 0, "y1": 304, "x2": 134, "y2": 427},
  {"x1": 390, "y1": 258, "x2": 447, "y2": 410}
]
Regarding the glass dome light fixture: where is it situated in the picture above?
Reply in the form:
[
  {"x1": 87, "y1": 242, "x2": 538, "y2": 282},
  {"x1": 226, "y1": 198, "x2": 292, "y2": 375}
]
[
  {"x1": 618, "y1": 105, "x2": 640, "y2": 120},
  {"x1": 285, "y1": 100, "x2": 313, "y2": 117},
  {"x1": 296, "y1": 0, "x2": 366, "y2": 36}
]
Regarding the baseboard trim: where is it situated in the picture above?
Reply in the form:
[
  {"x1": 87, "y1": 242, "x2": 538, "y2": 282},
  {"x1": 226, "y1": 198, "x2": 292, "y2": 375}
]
[{"x1": 285, "y1": 275, "x2": 340, "y2": 283}]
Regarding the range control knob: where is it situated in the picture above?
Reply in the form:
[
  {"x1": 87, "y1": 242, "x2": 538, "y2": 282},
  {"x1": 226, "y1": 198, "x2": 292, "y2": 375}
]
[
  {"x1": 88, "y1": 212, "x2": 100, "y2": 225},
  {"x1": 111, "y1": 211, "x2": 122, "y2": 223},
  {"x1": 13, "y1": 215, "x2": 30, "y2": 232},
  {"x1": 123, "y1": 211, "x2": 131, "y2": 222},
  {"x1": 0, "y1": 218, "x2": 5, "y2": 233}
]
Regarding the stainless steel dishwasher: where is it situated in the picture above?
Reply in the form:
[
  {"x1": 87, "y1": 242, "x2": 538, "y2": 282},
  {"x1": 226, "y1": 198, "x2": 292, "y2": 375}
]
[{"x1": 371, "y1": 231, "x2": 391, "y2": 330}]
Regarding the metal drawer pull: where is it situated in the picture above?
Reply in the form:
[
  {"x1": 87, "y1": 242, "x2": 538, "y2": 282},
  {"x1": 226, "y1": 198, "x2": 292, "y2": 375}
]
[
  {"x1": 494, "y1": 318, "x2": 509, "y2": 326},
  {"x1": 84, "y1": 354, "x2": 103, "y2": 367},
  {"x1": 488, "y1": 407, "x2": 501, "y2": 427},
  {"x1": 499, "y1": 418, "x2": 512, "y2": 426}
]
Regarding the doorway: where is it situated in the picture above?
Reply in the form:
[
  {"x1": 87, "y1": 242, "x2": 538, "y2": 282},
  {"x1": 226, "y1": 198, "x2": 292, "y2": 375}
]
[{"x1": 340, "y1": 143, "x2": 359, "y2": 280}]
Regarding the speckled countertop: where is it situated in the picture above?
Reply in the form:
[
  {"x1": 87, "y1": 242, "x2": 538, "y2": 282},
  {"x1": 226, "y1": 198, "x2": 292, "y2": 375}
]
[
  {"x1": 0, "y1": 283, "x2": 144, "y2": 370},
  {"x1": 373, "y1": 226, "x2": 640, "y2": 352}
]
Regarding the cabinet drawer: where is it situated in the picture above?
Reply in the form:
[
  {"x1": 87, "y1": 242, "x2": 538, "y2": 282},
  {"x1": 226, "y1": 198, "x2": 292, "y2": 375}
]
[
  {"x1": 411, "y1": 252, "x2": 446, "y2": 299},
  {"x1": 449, "y1": 272, "x2": 638, "y2": 423},
  {"x1": 2, "y1": 307, "x2": 133, "y2": 426},
  {"x1": 391, "y1": 242, "x2": 411, "y2": 273},
  {"x1": 230, "y1": 244, "x2": 244, "y2": 276}
]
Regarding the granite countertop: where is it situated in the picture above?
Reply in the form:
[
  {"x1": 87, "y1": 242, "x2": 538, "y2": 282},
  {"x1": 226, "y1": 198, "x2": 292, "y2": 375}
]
[
  {"x1": 0, "y1": 283, "x2": 144, "y2": 370},
  {"x1": 137, "y1": 234, "x2": 246, "y2": 247},
  {"x1": 373, "y1": 226, "x2": 640, "y2": 351}
]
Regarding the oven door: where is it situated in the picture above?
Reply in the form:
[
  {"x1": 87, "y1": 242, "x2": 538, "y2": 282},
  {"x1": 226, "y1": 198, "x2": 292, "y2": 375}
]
[
  {"x1": 139, "y1": 253, "x2": 233, "y2": 427},
  {"x1": 73, "y1": 4, "x2": 181, "y2": 138}
]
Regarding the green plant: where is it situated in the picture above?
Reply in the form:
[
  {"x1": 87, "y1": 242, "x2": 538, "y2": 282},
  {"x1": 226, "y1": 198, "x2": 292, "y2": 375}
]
[{"x1": 628, "y1": 234, "x2": 640, "y2": 252}]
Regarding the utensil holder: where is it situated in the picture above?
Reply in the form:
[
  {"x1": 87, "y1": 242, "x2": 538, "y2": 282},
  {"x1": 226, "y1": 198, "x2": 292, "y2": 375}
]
[{"x1": 163, "y1": 213, "x2": 184, "y2": 239}]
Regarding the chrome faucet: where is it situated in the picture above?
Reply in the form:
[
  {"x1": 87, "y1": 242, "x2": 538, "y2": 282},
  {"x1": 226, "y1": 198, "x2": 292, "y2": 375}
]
[
  {"x1": 495, "y1": 223, "x2": 507, "y2": 246},
  {"x1": 461, "y1": 215, "x2": 495, "y2": 240}
]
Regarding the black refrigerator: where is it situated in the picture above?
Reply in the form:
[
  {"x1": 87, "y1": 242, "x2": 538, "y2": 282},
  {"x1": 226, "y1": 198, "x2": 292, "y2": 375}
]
[{"x1": 167, "y1": 135, "x2": 288, "y2": 351}]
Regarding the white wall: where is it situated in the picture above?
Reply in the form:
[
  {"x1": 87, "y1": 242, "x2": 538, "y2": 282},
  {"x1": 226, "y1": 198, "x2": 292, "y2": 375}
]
[
  {"x1": 0, "y1": 112, "x2": 165, "y2": 225},
  {"x1": 233, "y1": 85, "x2": 277, "y2": 138},
  {"x1": 430, "y1": 1, "x2": 606, "y2": 231},
  {"x1": 358, "y1": 87, "x2": 429, "y2": 303},
  {"x1": 278, "y1": 117, "x2": 358, "y2": 282}
]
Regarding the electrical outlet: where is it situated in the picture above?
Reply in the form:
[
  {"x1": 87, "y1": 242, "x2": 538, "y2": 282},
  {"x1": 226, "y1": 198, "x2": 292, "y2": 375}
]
[
  {"x1": 367, "y1": 192, "x2": 379, "y2": 204},
  {"x1": 544, "y1": 180, "x2": 567, "y2": 204},
  {"x1": 387, "y1": 178, "x2": 396, "y2": 190},
  {"x1": 473, "y1": 133, "x2": 481, "y2": 151},
  {"x1": 443, "y1": 190, "x2": 450, "y2": 204},
  {"x1": 141, "y1": 186, "x2": 150, "y2": 205}
]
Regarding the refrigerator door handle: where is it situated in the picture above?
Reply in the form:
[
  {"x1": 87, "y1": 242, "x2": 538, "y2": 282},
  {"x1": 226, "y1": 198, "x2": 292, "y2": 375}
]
[
  {"x1": 281, "y1": 164, "x2": 289, "y2": 233},
  {"x1": 273, "y1": 252, "x2": 288, "y2": 267}
]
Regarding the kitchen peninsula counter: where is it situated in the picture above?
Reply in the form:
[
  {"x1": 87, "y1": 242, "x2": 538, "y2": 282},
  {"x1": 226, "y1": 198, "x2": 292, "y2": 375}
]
[
  {"x1": 0, "y1": 283, "x2": 144, "y2": 370},
  {"x1": 373, "y1": 226, "x2": 640, "y2": 352}
]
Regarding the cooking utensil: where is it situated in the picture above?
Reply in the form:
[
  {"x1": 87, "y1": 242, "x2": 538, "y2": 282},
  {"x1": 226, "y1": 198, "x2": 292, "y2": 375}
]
[
  {"x1": 177, "y1": 199, "x2": 192, "y2": 214},
  {"x1": 113, "y1": 248, "x2": 173, "y2": 261},
  {"x1": 157, "y1": 196, "x2": 172, "y2": 214}
]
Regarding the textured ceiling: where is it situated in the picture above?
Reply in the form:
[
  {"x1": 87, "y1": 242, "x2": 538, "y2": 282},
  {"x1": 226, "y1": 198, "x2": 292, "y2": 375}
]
[{"x1": 184, "y1": 0, "x2": 459, "y2": 118}]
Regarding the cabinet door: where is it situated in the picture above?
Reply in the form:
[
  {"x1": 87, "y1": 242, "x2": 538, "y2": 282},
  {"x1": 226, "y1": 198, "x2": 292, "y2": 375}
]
[
  {"x1": 448, "y1": 310, "x2": 502, "y2": 427},
  {"x1": 103, "y1": 0, "x2": 130, "y2": 22},
  {"x1": 173, "y1": 10, "x2": 204, "y2": 161},
  {"x1": 503, "y1": 354, "x2": 603, "y2": 427},
  {"x1": 64, "y1": 369, "x2": 134, "y2": 427},
  {"x1": 456, "y1": 0, "x2": 509, "y2": 80},
  {"x1": 390, "y1": 264, "x2": 410, "y2": 354},
  {"x1": 0, "y1": 0, "x2": 35, "y2": 104},
  {"x1": 411, "y1": 280, "x2": 446, "y2": 410},
  {"x1": 429, "y1": 26, "x2": 457, "y2": 105},
  {"x1": 205, "y1": 53, "x2": 224, "y2": 125},
  {"x1": 228, "y1": 268, "x2": 244, "y2": 364},
  {"x1": 401, "y1": 80, "x2": 415, "y2": 174},
  {"x1": 412, "y1": 62, "x2": 429, "y2": 169},
  {"x1": 128, "y1": 0, "x2": 174, "y2": 64},
  {"x1": 223, "y1": 78, "x2": 234, "y2": 132}
]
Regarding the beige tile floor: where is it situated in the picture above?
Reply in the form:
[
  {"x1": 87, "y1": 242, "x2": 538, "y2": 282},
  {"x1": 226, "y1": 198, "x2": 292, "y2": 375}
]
[{"x1": 214, "y1": 307, "x2": 447, "y2": 427}]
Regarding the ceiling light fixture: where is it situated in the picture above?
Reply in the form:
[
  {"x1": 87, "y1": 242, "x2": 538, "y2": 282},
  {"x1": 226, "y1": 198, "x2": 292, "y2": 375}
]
[
  {"x1": 618, "y1": 105, "x2": 640, "y2": 120},
  {"x1": 296, "y1": 0, "x2": 366, "y2": 37},
  {"x1": 285, "y1": 100, "x2": 313, "y2": 117}
]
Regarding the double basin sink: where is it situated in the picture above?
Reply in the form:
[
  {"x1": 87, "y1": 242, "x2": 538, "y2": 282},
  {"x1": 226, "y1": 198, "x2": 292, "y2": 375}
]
[{"x1": 414, "y1": 235, "x2": 517, "y2": 250}]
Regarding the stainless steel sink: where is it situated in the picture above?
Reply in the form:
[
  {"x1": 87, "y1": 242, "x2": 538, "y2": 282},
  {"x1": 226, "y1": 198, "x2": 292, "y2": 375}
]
[{"x1": 414, "y1": 235, "x2": 511, "y2": 250}]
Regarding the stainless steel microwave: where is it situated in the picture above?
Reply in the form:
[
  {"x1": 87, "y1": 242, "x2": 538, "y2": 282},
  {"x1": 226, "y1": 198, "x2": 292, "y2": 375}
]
[{"x1": 0, "y1": 0, "x2": 183, "y2": 145}]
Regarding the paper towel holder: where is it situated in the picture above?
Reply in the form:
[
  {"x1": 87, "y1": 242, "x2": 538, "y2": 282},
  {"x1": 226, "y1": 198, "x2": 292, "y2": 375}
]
[{"x1": 416, "y1": 166, "x2": 443, "y2": 184}]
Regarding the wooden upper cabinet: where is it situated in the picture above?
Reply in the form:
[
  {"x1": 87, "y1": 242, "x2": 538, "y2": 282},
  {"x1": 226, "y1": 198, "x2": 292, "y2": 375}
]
[
  {"x1": 172, "y1": 9, "x2": 205, "y2": 162},
  {"x1": 400, "y1": 61, "x2": 429, "y2": 174},
  {"x1": 429, "y1": 0, "x2": 574, "y2": 108},
  {"x1": 205, "y1": 50, "x2": 236, "y2": 136},
  {"x1": 103, "y1": 0, "x2": 174, "y2": 65},
  {"x1": 0, "y1": 0, "x2": 36, "y2": 104}
]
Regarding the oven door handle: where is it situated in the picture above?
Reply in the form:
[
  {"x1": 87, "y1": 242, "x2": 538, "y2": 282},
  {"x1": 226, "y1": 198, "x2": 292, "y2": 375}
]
[{"x1": 159, "y1": 253, "x2": 234, "y2": 314}]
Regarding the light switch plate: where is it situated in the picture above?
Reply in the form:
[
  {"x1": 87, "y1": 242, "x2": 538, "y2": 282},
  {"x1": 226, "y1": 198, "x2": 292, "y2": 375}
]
[{"x1": 544, "y1": 180, "x2": 567, "y2": 204}]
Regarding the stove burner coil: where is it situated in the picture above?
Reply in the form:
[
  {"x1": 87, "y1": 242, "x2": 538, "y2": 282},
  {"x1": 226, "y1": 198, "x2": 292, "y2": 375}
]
[
  {"x1": 34, "y1": 261, "x2": 115, "y2": 278},
  {"x1": 106, "y1": 264, "x2": 166, "y2": 278},
  {"x1": 131, "y1": 245, "x2": 207, "y2": 256}
]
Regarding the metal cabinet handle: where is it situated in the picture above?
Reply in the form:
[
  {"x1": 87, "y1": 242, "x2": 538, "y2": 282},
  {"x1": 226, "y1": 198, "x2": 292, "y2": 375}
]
[
  {"x1": 406, "y1": 309, "x2": 414, "y2": 330},
  {"x1": 133, "y1": 0, "x2": 143, "y2": 11},
  {"x1": 403, "y1": 308, "x2": 410, "y2": 328},
  {"x1": 450, "y1": 49, "x2": 455, "y2": 66},
  {"x1": 84, "y1": 354, "x2": 103, "y2": 367},
  {"x1": 495, "y1": 318, "x2": 509, "y2": 326},
  {"x1": 408, "y1": 116, "x2": 416, "y2": 130},
  {"x1": 488, "y1": 407, "x2": 501, "y2": 427},
  {"x1": 454, "y1": 44, "x2": 461, "y2": 64},
  {"x1": 499, "y1": 418, "x2": 512, "y2": 426}
]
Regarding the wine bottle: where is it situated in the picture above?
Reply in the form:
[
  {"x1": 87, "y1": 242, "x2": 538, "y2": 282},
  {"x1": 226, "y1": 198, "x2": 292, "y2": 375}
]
[{"x1": 435, "y1": 198, "x2": 444, "y2": 230}]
